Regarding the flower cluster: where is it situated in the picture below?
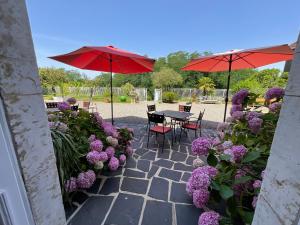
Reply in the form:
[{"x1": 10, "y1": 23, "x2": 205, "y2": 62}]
[
  {"x1": 198, "y1": 211, "x2": 220, "y2": 225},
  {"x1": 108, "y1": 156, "x2": 119, "y2": 171},
  {"x1": 269, "y1": 102, "x2": 281, "y2": 113},
  {"x1": 90, "y1": 139, "x2": 103, "y2": 151},
  {"x1": 102, "y1": 121, "x2": 118, "y2": 137},
  {"x1": 232, "y1": 111, "x2": 244, "y2": 121},
  {"x1": 230, "y1": 104, "x2": 243, "y2": 116},
  {"x1": 76, "y1": 170, "x2": 96, "y2": 189},
  {"x1": 192, "y1": 137, "x2": 213, "y2": 156},
  {"x1": 64, "y1": 177, "x2": 77, "y2": 192},
  {"x1": 248, "y1": 117, "x2": 263, "y2": 134},
  {"x1": 224, "y1": 145, "x2": 247, "y2": 163},
  {"x1": 58, "y1": 102, "x2": 71, "y2": 111},
  {"x1": 245, "y1": 111, "x2": 261, "y2": 121},
  {"x1": 232, "y1": 89, "x2": 249, "y2": 105},
  {"x1": 66, "y1": 97, "x2": 77, "y2": 105},
  {"x1": 106, "y1": 136, "x2": 118, "y2": 147},
  {"x1": 265, "y1": 87, "x2": 284, "y2": 100},
  {"x1": 92, "y1": 112, "x2": 103, "y2": 127}
]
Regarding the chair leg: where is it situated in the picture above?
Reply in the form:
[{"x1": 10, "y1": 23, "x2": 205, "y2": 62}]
[
  {"x1": 162, "y1": 134, "x2": 165, "y2": 152},
  {"x1": 147, "y1": 130, "x2": 150, "y2": 148},
  {"x1": 171, "y1": 130, "x2": 174, "y2": 146},
  {"x1": 155, "y1": 132, "x2": 158, "y2": 141},
  {"x1": 179, "y1": 127, "x2": 183, "y2": 143}
]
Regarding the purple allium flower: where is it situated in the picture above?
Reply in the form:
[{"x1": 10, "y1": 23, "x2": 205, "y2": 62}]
[
  {"x1": 57, "y1": 122, "x2": 68, "y2": 132},
  {"x1": 86, "y1": 151, "x2": 101, "y2": 164},
  {"x1": 193, "y1": 189, "x2": 210, "y2": 208},
  {"x1": 217, "y1": 122, "x2": 230, "y2": 131},
  {"x1": 119, "y1": 154, "x2": 126, "y2": 164},
  {"x1": 88, "y1": 135, "x2": 96, "y2": 143},
  {"x1": 245, "y1": 111, "x2": 261, "y2": 121},
  {"x1": 108, "y1": 156, "x2": 119, "y2": 171},
  {"x1": 65, "y1": 177, "x2": 77, "y2": 192},
  {"x1": 232, "y1": 111, "x2": 244, "y2": 121},
  {"x1": 248, "y1": 117, "x2": 263, "y2": 134},
  {"x1": 105, "y1": 146, "x2": 115, "y2": 158},
  {"x1": 198, "y1": 211, "x2": 220, "y2": 225},
  {"x1": 98, "y1": 151, "x2": 108, "y2": 162},
  {"x1": 269, "y1": 102, "x2": 282, "y2": 113},
  {"x1": 191, "y1": 137, "x2": 213, "y2": 156},
  {"x1": 76, "y1": 170, "x2": 95, "y2": 189},
  {"x1": 126, "y1": 146, "x2": 134, "y2": 156},
  {"x1": 90, "y1": 140, "x2": 103, "y2": 152},
  {"x1": 252, "y1": 196, "x2": 258, "y2": 208},
  {"x1": 230, "y1": 104, "x2": 243, "y2": 116},
  {"x1": 58, "y1": 102, "x2": 71, "y2": 111},
  {"x1": 66, "y1": 97, "x2": 76, "y2": 105},
  {"x1": 232, "y1": 89, "x2": 249, "y2": 105},
  {"x1": 253, "y1": 180, "x2": 262, "y2": 189},
  {"x1": 265, "y1": 87, "x2": 285, "y2": 100},
  {"x1": 224, "y1": 145, "x2": 247, "y2": 163}
]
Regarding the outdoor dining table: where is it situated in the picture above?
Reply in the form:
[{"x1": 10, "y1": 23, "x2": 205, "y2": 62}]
[{"x1": 154, "y1": 110, "x2": 193, "y2": 121}]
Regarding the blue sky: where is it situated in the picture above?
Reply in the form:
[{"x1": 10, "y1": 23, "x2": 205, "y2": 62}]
[{"x1": 26, "y1": 0, "x2": 300, "y2": 77}]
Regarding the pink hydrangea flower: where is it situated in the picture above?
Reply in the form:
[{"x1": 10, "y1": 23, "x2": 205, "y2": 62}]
[
  {"x1": 48, "y1": 114, "x2": 56, "y2": 121},
  {"x1": 90, "y1": 140, "x2": 103, "y2": 152},
  {"x1": 232, "y1": 111, "x2": 244, "y2": 121},
  {"x1": 198, "y1": 211, "x2": 220, "y2": 225},
  {"x1": 65, "y1": 177, "x2": 77, "y2": 192},
  {"x1": 102, "y1": 122, "x2": 118, "y2": 137},
  {"x1": 76, "y1": 170, "x2": 96, "y2": 189},
  {"x1": 92, "y1": 112, "x2": 103, "y2": 127},
  {"x1": 245, "y1": 111, "x2": 261, "y2": 121},
  {"x1": 224, "y1": 145, "x2": 247, "y2": 163},
  {"x1": 232, "y1": 89, "x2": 249, "y2": 105},
  {"x1": 265, "y1": 87, "x2": 284, "y2": 100},
  {"x1": 230, "y1": 104, "x2": 243, "y2": 116},
  {"x1": 88, "y1": 135, "x2": 96, "y2": 143},
  {"x1": 108, "y1": 157, "x2": 119, "y2": 171},
  {"x1": 66, "y1": 97, "x2": 76, "y2": 105},
  {"x1": 191, "y1": 137, "x2": 213, "y2": 156},
  {"x1": 58, "y1": 102, "x2": 71, "y2": 111},
  {"x1": 193, "y1": 189, "x2": 210, "y2": 208},
  {"x1": 193, "y1": 166, "x2": 218, "y2": 178},
  {"x1": 186, "y1": 173, "x2": 210, "y2": 196},
  {"x1": 119, "y1": 154, "x2": 126, "y2": 164},
  {"x1": 269, "y1": 102, "x2": 281, "y2": 112},
  {"x1": 99, "y1": 151, "x2": 108, "y2": 162},
  {"x1": 248, "y1": 117, "x2": 263, "y2": 134},
  {"x1": 126, "y1": 146, "x2": 134, "y2": 156},
  {"x1": 252, "y1": 196, "x2": 258, "y2": 208},
  {"x1": 105, "y1": 146, "x2": 115, "y2": 158},
  {"x1": 86, "y1": 151, "x2": 101, "y2": 164},
  {"x1": 253, "y1": 180, "x2": 262, "y2": 189}
]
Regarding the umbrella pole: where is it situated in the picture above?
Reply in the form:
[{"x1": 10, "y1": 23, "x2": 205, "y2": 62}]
[
  {"x1": 110, "y1": 56, "x2": 114, "y2": 125},
  {"x1": 223, "y1": 54, "x2": 233, "y2": 122}
]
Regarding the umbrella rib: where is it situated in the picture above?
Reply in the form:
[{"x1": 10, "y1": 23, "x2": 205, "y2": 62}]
[
  {"x1": 207, "y1": 59, "x2": 223, "y2": 72},
  {"x1": 234, "y1": 53, "x2": 257, "y2": 68}
]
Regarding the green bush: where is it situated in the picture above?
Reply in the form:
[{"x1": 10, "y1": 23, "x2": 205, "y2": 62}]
[{"x1": 162, "y1": 91, "x2": 178, "y2": 103}]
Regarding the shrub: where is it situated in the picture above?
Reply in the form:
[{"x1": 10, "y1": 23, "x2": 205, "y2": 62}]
[
  {"x1": 162, "y1": 91, "x2": 178, "y2": 103},
  {"x1": 121, "y1": 82, "x2": 134, "y2": 96},
  {"x1": 186, "y1": 87, "x2": 284, "y2": 224}
]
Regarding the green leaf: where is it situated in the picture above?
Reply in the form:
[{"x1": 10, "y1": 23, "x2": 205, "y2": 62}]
[
  {"x1": 207, "y1": 153, "x2": 218, "y2": 167},
  {"x1": 219, "y1": 154, "x2": 231, "y2": 161},
  {"x1": 234, "y1": 176, "x2": 252, "y2": 184},
  {"x1": 219, "y1": 185, "x2": 234, "y2": 199},
  {"x1": 246, "y1": 139, "x2": 255, "y2": 146},
  {"x1": 242, "y1": 151, "x2": 261, "y2": 163},
  {"x1": 242, "y1": 211, "x2": 254, "y2": 224},
  {"x1": 211, "y1": 180, "x2": 221, "y2": 191}
]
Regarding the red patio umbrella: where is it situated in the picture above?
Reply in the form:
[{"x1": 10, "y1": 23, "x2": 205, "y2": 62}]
[
  {"x1": 182, "y1": 44, "x2": 294, "y2": 121},
  {"x1": 50, "y1": 45, "x2": 155, "y2": 124}
]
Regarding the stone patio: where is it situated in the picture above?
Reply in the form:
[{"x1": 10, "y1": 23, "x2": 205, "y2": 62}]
[{"x1": 66, "y1": 123, "x2": 217, "y2": 225}]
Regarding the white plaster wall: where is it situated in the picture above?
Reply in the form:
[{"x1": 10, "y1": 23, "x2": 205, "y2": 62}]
[
  {"x1": 0, "y1": 0, "x2": 66, "y2": 224},
  {"x1": 252, "y1": 35, "x2": 300, "y2": 225}
]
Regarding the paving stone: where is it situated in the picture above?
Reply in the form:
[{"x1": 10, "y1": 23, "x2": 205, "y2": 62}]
[
  {"x1": 124, "y1": 169, "x2": 146, "y2": 178},
  {"x1": 159, "y1": 168, "x2": 182, "y2": 182},
  {"x1": 171, "y1": 151, "x2": 187, "y2": 162},
  {"x1": 121, "y1": 177, "x2": 149, "y2": 194},
  {"x1": 86, "y1": 178, "x2": 101, "y2": 194},
  {"x1": 148, "y1": 177, "x2": 169, "y2": 201},
  {"x1": 125, "y1": 157, "x2": 137, "y2": 168},
  {"x1": 141, "y1": 151, "x2": 156, "y2": 161},
  {"x1": 137, "y1": 159, "x2": 151, "y2": 172},
  {"x1": 186, "y1": 156, "x2": 196, "y2": 165},
  {"x1": 104, "y1": 193, "x2": 144, "y2": 225},
  {"x1": 181, "y1": 172, "x2": 191, "y2": 182},
  {"x1": 178, "y1": 145, "x2": 187, "y2": 153},
  {"x1": 135, "y1": 148, "x2": 148, "y2": 156},
  {"x1": 99, "y1": 177, "x2": 120, "y2": 195},
  {"x1": 156, "y1": 149, "x2": 170, "y2": 159},
  {"x1": 170, "y1": 182, "x2": 191, "y2": 204},
  {"x1": 65, "y1": 204, "x2": 77, "y2": 219},
  {"x1": 68, "y1": 196, "x2": 113, "y2": 225},
  {"x1": 141, "y1": 200, "x2": 172, "y2": 225},
  {"x1": 152, "y1": 159, "x2": 173, "y2": 169},
  {"x1": 72, "y1": 191, "x2": 89, "y2": 205},
  {"x1": 101, "y1": 167, "x2": 123, "y2": 176},
  {"x1": 175, "y1": 204, "x2": 202, "y2": 225},
  {"x1": 174, "y1": 162, "x2": 194, "y2": 172},
  {"x1": 147, "y1": 165, "x2": 159, "y2": 178}
]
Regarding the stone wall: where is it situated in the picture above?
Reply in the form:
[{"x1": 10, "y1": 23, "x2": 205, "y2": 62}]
[
  {"x1": 252, "y1": 34, "x2": 300, "y2": 224},
  {"x1": 0, "y1": 0, "x2": 66, "y2": 224}
]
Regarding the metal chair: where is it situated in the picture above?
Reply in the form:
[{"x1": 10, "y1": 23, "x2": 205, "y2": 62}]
[
  {"x1": 179, "y1": 109, "x2": 205, "y2": 141},
  {"x1": 71, "y1": 105, "x2": 79, "y2": 111},
  {"x1": 147, "y1": 104, "x2": 156, "y2": 112},
  {"x1": 46, "y1": 102, "x2": 58, "y2": 109},
  {"x1": 179, "y1": 104, "x2": 192, "y2": 112},
  {"x1": 82, "y1": 101, "x2": 97, "y2": 112},
  {"x1": 147, "y1": 112, "x2": 173, "y2": 152}
]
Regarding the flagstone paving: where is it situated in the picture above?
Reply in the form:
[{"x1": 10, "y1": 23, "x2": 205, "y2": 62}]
[{"x1": 66, "y1": 123, "x2": 217, "y2": 225}]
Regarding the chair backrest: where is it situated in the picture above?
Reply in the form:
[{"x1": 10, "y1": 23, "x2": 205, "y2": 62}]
[
  {"x1": 183, "y1": 105, "x2": 192, "y2": 112},
  {"x1": 198, "y1": 109, "x2": 205, "y2": 121},
  {"x1": 83, "y1": 101, "x2": 90, "y2": 108},
  {"x1": 46, "y1": 102, "x2": 58, "y2": 108},
  {"x1": 147, "y1": 112, "x2": 165, "y2": 124},
  {"x1": 178, "y1": 105, "x2": 185, "y2": 112},
  {"x1": 147, "y1": 104, "x2": 156, "y2": 112},
  {"x1": 71, "y1": 105, "x2": 79, "y2": 111}
]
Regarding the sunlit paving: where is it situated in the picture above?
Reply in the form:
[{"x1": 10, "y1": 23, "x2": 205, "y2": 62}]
[{"x1": 1, "y1": 1, "x2": 300, "y2": 225}]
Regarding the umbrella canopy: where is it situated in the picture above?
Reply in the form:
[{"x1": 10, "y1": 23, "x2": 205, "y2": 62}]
[
  {"x1": 50, "y1": 45, "x2": 155, "y2": 124},
  {"x1": 182, "y1": 44, "x2": 294, "y2": 121}
]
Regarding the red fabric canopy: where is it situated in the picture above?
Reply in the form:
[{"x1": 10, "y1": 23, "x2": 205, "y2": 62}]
[
  {"x1": 182, "y1": 44, "x2": 294, "y2": 72},
  {"x1": 49, "y1": 45, "x2": 155, "y2": 74}
]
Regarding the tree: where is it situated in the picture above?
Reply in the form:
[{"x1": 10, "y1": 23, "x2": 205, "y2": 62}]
[
  {"x1": 198, "y1": 77, "x2": 215, "y2": 96},
  {"x1": 152, "y1": 67, "x2": 183, "y2": 89},
  {"x1": 121, "y1": 82, "x2": 135, "y2": 96},
  {"x1": 39, "y1": 67, "x2": 68, "y2": 88}
]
